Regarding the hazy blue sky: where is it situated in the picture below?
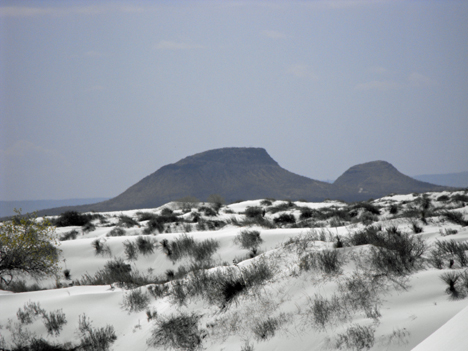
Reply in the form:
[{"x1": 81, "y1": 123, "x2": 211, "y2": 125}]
[{"x1": 1, "y1": 0, "x2": 467, "y2": 201}]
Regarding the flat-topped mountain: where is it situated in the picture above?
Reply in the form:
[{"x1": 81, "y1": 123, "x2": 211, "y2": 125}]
[{"x1": 34, "y1": 148, "x2": 451, "y2": 216}]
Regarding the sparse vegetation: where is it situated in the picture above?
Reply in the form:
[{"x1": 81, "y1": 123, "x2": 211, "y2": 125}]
[{"x1": 146, "y1": 312, "x2": 203, "y2": 351}]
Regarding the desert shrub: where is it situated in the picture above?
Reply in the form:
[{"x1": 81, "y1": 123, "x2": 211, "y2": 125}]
[
  {"x1": 91, "y1": 239, "x2": 111, "y2": 256},
  {"x1": 123, "y1": 240, "x2": 139, "y2": 261},
  {"x1": 198, "y1": 206, "x2": 216, "y2": 217},
  {"x1": 148, "y1": 284, "x2": 169, "y2": 299},
  {"x1": 245, "y1": 206, "x2": 264, "y2": 218},
  {"x1": 389, "y1": 204, "x2": 399, "y2": 215},
  {"x1": 228, "y1": 216, "x2": 276, "y2": 229},
  {"x1": 442, "y1": 211, "x2": 468, "y2": 226},
  {"x1": 122, "y1": 288, "x2": 150, "y2": 313},
  {"x1": 437, "y1": 195, "x2": 450, "y2": 202},
  {"x1": 54, "y1": 211, "x2": 91, "y2": 227},
  {"x1": 440, "y1": 271, "x2": 465, "y2": 299},
  {"x1": 107, "y1": 227, "x2": 125, "y2": 237},
  {"x1": 347, "y1": 226, "x2": 381, "y2": 246},
  {"x1": 161, "y1": 207, "x2": 173, "y2": 216},
  {"x1": 118, "y1": 215, "x2": 138, "y2": 228},
  {"x1": 0, "y1": 279, "x2": 42, "y2": 293},
  {"x1": 352, "y1": 202, "x2": 381, "y2": 215},
  {"x1": 307, "y1": 294, "x2": 342, "y2": 330},
  {"x1": 451, "y1": 194, "x2": 468, "y2": 203},
  {"x1": 16, "y1": 301, "x2": 46, "y2": 324},
  {"x1": 234, "y1": 230, "x2": 263, "y2": 250},
  {"x1": 137, "y1": 212, "x2": 158, "y2": 222},
  {"x1": 260, "y1": 199, "x2": 272, "y2": 206},
  {"x1": 144, "y1": 217, "x2": 165, "y2": 234},
  {"x1": 241, "y1": 259, "x2": 274, "y2": 288},
  {"x1": 15, "y1": 337, "x2": 73, "y2": 350},
  {"x1": 136, "y1": 236, "x2": 156, "y2": 255},
  {"x1": 162, "y1": 235, "x2": 220, "y2": 263},
  {"x1": 273, "y1": 214, "x2": 296, "y2": 225},
  {"x1": 411, "y1": 221, "x2": 424, "y2": 233},
  {"x1": 60, "y1": 229, "x2": 79, "y2": 241},
  {"x1": 360, "y1": 212, "x2": 378, "y2": 226},
  {"x1": 75, "y1": 258, "x2": 157, "y2": 289},
  {"x1": 368, "y1": 233, "x2": 426, "y2": 275},
  {"x1": 82, "y1": 222, "x2": 96, "y2": 233},
  {"x1": 433, "y1": 240, "x2": 468, "y2": 267},
  {"x1": 299, "y1": 207, "x2": 314, "y2": 220},
  {"x1": 241, "y1": 341, "x2": 255, "y2": 351},
  {"x1": 42, "y1": 310, "x2": 67, "y2": 336},
  {"x1": 267, "y1": 202, "x2": 295, "y2": 214},
  {"x1": 252, "y1": 317, "x2": 279, "y2": 341},
  {"x1": 77, "y1": 314, "x2": 117, "y2": 351},
  {"x1": 63, "y1": 269, "x2": 71, "y2": 280},
  {"x1": 300, "y1": 249, "x2": 343, "y2": 275},
  {"x1": 146, "y1": 312, "x2": 203, "y2": 351},
  {"x1": 335, "y1": 324, "x2": 375, "y2": 350}
]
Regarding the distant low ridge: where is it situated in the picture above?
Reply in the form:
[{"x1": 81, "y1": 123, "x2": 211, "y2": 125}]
[{"x1": 34, "y1": 147, "x2": 451, "y2": 215}]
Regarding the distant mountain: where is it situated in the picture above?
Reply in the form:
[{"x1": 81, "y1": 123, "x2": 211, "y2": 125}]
[
  {"x1": 413, "y1": 171, "x2": 468, "y2": 188},
  {"x1": 333, "y1": 160, "x2": 449, "y2": 201},
  {"x1": 0, "y1": 198, "x2": 109, "y2": 218},
  {"x1": 33, "y1": 148, "x2": 452, "y2": 216}
]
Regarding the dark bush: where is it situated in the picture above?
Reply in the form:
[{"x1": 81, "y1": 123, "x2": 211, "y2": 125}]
[
  {"x1": 437, "y1": 195, "x2": 450, "y2": 202},
  {"x1": 260, "y1": 199, "x2": 273, "y2": 206},
  {"x1": 234, "y1": 230, "x2": 263, "y2": 250},
  {"x1": 451, "y1": 194, "x2": 468, "y2": 203},
  {"x1": 299, "y1": 207, "x2": 314, "y2": 220},
  {"x1": 122, "y1": 288, "x2": 150, "y2": 312},
  {"x1": 60, "y1": 229, "x2": 79, "y2": 241},
  {"x1": 136, "y1": 236, "x2": 155, "y2": 255},
  {"x1": 118, "y1": 215, "x2": 138, "y2": 228},
  {"x1": 252, "y1": 317, "x2": 279, "y2": 341},
  {"x1": 274, "y1": 214, "x2": 296, "y2": 225},
  {"x1": 162, "y1": 235, "x2": 220, "y2": 263},
  {"x1": 107, "y1": 227, "x2": 125, "y2": 237},
  {"x1": 123, "y1": 240, "x2": 138, "y2": 261},
  {"x1": 198, "y1": 206, "x2": 216, "y2": 217},
  {"x1": 442, "y1": 211, "x2": 468, "y2": 226},
  {"x1": 245, "y1": 206, "x2": 264, "y2": 218},
  {"x1": 42, "y1": 310, "x2": 67, "y2": 336},
  {"x1": 82, "y1": 222, "x2": 96, "y2": 233},
  {"x1": 353, "y1": 202, "x2": 381, "y2": 215},
  {"x1": 137, "y1": 212, "x2": 158, "y2": 222},
  {"x1": 389, "y1": 204, "x2": 399, "y2": 215},
  {"x1": 77, "y1": 314, "x2": 117, "y2": 351},
  {"x1": 54, "y1": 211, "x2": 91, "y2": 227},
  {"x1": 161, "y1": 207, "x2": 173, "y2": 216},
  {"x1": 146, "y1": 313, "x2": 202, "y2": 351}
]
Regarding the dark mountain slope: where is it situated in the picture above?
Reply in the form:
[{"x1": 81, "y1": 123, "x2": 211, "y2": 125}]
[
  {"x1": 334, "y1": 160, "x2": 449, "y2": 201},
  {"x1": 36, "y1": 148, "x2": 335, "y2": 215},
  {"x1": 34, "y1": 150, "x2": 453, "y2": 216}
]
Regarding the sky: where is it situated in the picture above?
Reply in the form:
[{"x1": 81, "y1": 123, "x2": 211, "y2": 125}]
[{"x1": 1, "y1": 0, "x2": 467, "y2": 201}]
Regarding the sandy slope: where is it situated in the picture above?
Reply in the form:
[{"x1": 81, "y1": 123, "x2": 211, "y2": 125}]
[{"x1": 1, "y1": 193, "x2": 468, "y2": 350}]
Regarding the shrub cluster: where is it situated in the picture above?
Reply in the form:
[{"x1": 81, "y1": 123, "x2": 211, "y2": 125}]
[
  {"x1": 146, "y1": 312, "x2": 203, "y2": 351},
  {"x1": 161, "y1": 235, "x2": 220, "y2": 263},
  {"x1": 234, "y1": 230, "x2": 263, "y2": 251}
]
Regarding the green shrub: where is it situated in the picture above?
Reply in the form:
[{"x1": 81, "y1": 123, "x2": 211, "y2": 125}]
[
  {"x1": 146, "y1": 313, "x2": 203, "y2": 351},
  {"x1": 389, "y1": 204, "x2": 399, "y2": 215},
  {"x1": 161, "y1": 207, "x2": 173, "y2": 216},
  {"x1": 353, "y1": 202, "x2": 381, "y2": 215},
  {"x1": 234, "y1": 230, "x2": 263, "y2": 250}
]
